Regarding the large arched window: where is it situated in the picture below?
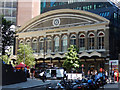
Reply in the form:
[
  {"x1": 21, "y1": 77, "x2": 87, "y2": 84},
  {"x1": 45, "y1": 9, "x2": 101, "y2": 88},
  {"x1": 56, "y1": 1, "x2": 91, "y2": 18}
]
[
  {"x1": 46, "y1": 37, "x2": 52, "y2": 53},
  {"x1": 88, "y1": 32, "x2": 95, "y2": 50},
  {"x1": 54, "y1": 36, "x2": 59, "y2": 52},
  {"x1": 61, "y1": 35, "x2": 67, "y2": 52},
  {"x1": 70, "y1": 34, "x2": 76, "y2": 46},
  {"x1": 32, "y1": 38, "x2": 37, "y2": 53},
  {"x1": 79, "y1": 33, "x2": 85, "y2": 51},
  {"x1": 97, "y1": 31, "x2": 105, "y2": 49},
  {"x1": 39, "y1": 38, "x2": 44, "y2": 54},
  {"x1": 26, "y1": 39, "x2": 31, "y2": 47}
]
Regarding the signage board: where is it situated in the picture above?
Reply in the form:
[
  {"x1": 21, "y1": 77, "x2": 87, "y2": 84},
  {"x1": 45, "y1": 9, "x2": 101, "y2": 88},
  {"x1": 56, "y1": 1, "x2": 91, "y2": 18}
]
[
  {"x1": 109, "y1": 60, "x2": 119, "y2": 72},
  {"x1": 67, "y1": 73, "x2": 82, "y2": 80}
]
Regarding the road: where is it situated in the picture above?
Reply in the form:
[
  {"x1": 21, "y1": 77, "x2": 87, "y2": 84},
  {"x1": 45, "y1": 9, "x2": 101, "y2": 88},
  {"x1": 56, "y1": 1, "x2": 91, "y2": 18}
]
[{"x1": 19, "y1": 79, "x2": 120, "y2": 90}]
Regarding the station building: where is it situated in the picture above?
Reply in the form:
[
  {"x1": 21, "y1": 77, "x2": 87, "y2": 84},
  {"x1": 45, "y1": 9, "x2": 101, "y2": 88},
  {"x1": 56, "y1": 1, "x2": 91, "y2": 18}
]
[
  {"x1": 16, "y1": 9, "x2": 110, "y2": 72},
  {"x1": 41, "y1": 0, "x2": 120, "y2": 61}
]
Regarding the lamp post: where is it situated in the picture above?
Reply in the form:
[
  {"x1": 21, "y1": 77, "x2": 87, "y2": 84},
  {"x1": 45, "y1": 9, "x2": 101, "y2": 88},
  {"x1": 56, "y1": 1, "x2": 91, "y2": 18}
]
[
  {"x1": 0, "y1": 25, "x2": 2, "y2": 57},
  {"x1": 24, "y1": 44, "x2": 25, "y2": 65},
  {"x1": 111, "y1": 61, "x2": 112, "y2": 81},
  {"x1": 82, "y1": 64, "x2": 84, "y2": 78}
]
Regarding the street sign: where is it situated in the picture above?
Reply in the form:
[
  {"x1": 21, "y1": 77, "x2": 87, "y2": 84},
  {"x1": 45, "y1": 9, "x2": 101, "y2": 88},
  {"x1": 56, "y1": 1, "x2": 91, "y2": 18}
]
[
  {"x1": 109, "y1": 60, "x2": 118, "y2": 65},
  {"x1": 109, "y1": 60, "x2": 119, "y2": 73}
]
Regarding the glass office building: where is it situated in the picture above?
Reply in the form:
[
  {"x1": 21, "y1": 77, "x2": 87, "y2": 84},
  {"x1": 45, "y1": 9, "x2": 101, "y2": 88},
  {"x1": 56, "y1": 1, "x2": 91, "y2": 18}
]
[{"x1": 0, "y1": 0, "x2": 17, "y2": 25}]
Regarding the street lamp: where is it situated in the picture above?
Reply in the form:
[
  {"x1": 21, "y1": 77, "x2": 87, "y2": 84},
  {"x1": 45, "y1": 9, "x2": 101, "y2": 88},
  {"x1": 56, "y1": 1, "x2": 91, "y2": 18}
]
[{"x1": 82, "y1": 64, "x2": 84, "y2": 77}]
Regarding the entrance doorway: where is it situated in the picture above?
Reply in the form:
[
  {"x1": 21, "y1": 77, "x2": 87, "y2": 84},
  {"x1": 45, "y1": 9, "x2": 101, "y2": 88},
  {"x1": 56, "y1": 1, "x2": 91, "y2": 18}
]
[{"x1": 51, "y1": 70, "x2": 56, "y2": 77}]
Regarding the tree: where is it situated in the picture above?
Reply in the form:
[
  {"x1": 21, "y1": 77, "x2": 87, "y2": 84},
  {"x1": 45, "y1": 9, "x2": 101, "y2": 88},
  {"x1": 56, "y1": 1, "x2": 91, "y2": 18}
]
[
  {"x1": 0, "y1": 55, "x2": 10, "y2": 64},
  {"x1": 62, "y1": 45, "x2": 81, "y2": 72},
  {"x1": 0, "y1": 55, "x2": 16, "y2": 66},
  {"x1": 17, "y1": 44, "x2": 35, "y2": 68},
  {"x1": 0, "y1": 15, "x2": 14, "y2": 55}
]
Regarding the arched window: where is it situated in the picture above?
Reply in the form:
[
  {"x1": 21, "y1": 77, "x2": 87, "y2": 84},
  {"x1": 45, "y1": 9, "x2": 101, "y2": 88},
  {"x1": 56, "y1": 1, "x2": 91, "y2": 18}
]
[
  {"x1": 26, "y1": 39, "x2": 31, "y2": 46},
  {"x1": 97, "y1": 31, "x2": 105, "y2": 49},
  {"x1": 54, "y1": 36, "x2": 59, "y2": 52},
  {"x1": 88, "y1": 32, "x2": 95, "y2": 50},
  {"x1": 32, "y1": 38, "x2": 37, "y2": 53},
  {"x1": 61, "y1": 35, "x2": 67, "y2": 52},
  {"x1": 39, "y1": 38, "x2": 44, "y2": 54},
  {"x1": 70, "y1": 34, "x2": 76, "y2": 46},
  {"x1": 79, "y1": 33, "x2": 85, "y2": 51},
  {"x1": 46, "y1": 37, "x2": 52, "y2": 53},
  {"x1": 19, "y1": 40, "x2": 24, "y2": 45}
]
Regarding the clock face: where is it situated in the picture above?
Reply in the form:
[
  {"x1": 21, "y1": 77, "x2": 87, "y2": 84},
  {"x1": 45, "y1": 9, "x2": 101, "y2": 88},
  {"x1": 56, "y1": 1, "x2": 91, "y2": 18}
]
[{"x1": 53, "y1": 18, "x2": 60, "y2": 26}]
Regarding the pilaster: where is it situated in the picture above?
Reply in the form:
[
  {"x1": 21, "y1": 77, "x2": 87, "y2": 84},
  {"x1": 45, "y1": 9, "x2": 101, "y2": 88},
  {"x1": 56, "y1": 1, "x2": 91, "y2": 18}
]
[
  {"x1": 94, "y1": 30, "x2": 97, "y2": 49},
  {"x1": 85, "y1": 31, "x2": 88, "y2": 50}
]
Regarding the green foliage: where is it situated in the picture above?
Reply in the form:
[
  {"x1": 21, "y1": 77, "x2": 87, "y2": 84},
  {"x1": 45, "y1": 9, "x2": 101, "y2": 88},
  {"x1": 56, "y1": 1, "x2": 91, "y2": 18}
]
[
  {"x1": 0, "y1": 55, "x2": 10, "y2": 64},
  {"x1": 17, "y1": 44, "x2": 35, "y2": 67},
  {"x1": 0, "y1": 55, "x2": 16, "y2": 66},
  {"x1": 62, "y1": 45, "x2": 81, "y2": 71},
  {"x1": 0, "y1": 15, "x2": 14, "y2": 55},
  {"x1": 0, "y1": 15, "x2": 12, "y2": 30}
]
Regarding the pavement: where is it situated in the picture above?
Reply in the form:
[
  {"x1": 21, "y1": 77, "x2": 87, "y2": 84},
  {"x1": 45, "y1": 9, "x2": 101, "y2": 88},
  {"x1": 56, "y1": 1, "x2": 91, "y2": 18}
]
[
  {"x1": 2, "y1": 78, "x2": 120, "y2": 90},
  {"x1": 2, "y1": 78, "x2": 51, "y2": 90},
  {"x1": 98, "y1": 80, "x2": 120, "y2": 90}
]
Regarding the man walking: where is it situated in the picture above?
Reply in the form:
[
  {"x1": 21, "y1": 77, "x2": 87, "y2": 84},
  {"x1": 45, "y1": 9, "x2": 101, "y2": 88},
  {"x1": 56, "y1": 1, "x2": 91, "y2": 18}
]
[{"x1": 39, "y1": 71, "x2": 46, "y2": 82}]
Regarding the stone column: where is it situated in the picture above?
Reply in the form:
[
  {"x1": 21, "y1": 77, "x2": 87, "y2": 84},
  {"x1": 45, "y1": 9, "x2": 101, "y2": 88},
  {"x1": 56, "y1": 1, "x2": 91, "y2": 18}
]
[
  {"x1": 76, "y1": 33, "x2": 79, "y2": 49},
  {"x1": 37, "y1": 37, "x2": 39, "y2": 53},
  {"x1": 85, "y1": 31, "x2": 88, "y2": 50},
  {"x1": 59, "y1": 34, "x2": 62, "y2": 52},
  {"x1": 94, "y1": 31, "x2": 97, "y2": 49},
  {"x1": 51, "y1": 35, "x2": 54, "y2": 52},
  {"x1": 104, "y1": 29, "x2": 109, "y2": 50},
  {"x1": 30, "y1": 37, "x2": 32, "y2": 47},
  {"x1": 15, "y1": 37, "x2": 19, "y2": 55},
  {"x1": 67, "y1": 33, "x2": 70, "y2": 48}
]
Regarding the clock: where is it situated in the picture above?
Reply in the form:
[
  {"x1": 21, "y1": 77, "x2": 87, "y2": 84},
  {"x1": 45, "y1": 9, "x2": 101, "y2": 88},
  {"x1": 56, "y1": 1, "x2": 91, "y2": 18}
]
[{"x1": 53, "y1": 18, "x2": 60, "y2": 26}]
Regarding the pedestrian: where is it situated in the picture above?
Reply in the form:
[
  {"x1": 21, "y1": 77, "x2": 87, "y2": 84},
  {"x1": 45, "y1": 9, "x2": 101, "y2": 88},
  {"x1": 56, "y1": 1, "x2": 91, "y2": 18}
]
[
  {"x1": 64, "y1": 70, "x2": 67, "y2": 80},
  {"x1": 39, "y1": 71, "x2": 43, "y2": 79},
  {"x1": 105, "y1": 70, "x2": 108, "y2": 79},
  {"x1": 88, "y1": 70, "x2": 90, "y2": 77},
  {"x1": 43, "y1": 71, "x2": 47, "y2": 82},
  {"x1": 30, "y1": 68, "x2": 35, "y2": 79},
  {"x1": 95, "y1": 70, "x2": 97, "y2": 75},
  {"x1": 40, "y1": 71, "x2": 46, "y2": 82}
]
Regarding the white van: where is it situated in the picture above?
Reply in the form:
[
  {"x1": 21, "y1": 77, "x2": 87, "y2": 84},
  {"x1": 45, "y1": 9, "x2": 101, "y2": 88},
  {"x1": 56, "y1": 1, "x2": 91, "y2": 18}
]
[{"x1": 46, "y1": 68, "x2": 64, "y2": 79}]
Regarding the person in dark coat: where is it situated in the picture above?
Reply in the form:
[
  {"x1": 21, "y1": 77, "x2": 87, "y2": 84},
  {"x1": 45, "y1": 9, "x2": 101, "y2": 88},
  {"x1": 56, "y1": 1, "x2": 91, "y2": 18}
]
[{"x1": 31, "y1": 68, "x2": 35, "y2": 79}]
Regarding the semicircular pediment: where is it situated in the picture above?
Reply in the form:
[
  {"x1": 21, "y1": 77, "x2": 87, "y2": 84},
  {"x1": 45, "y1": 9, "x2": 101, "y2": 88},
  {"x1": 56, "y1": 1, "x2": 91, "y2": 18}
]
[{"x1": 17, "y1": 9, "x2": 109, "y2": 33}]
